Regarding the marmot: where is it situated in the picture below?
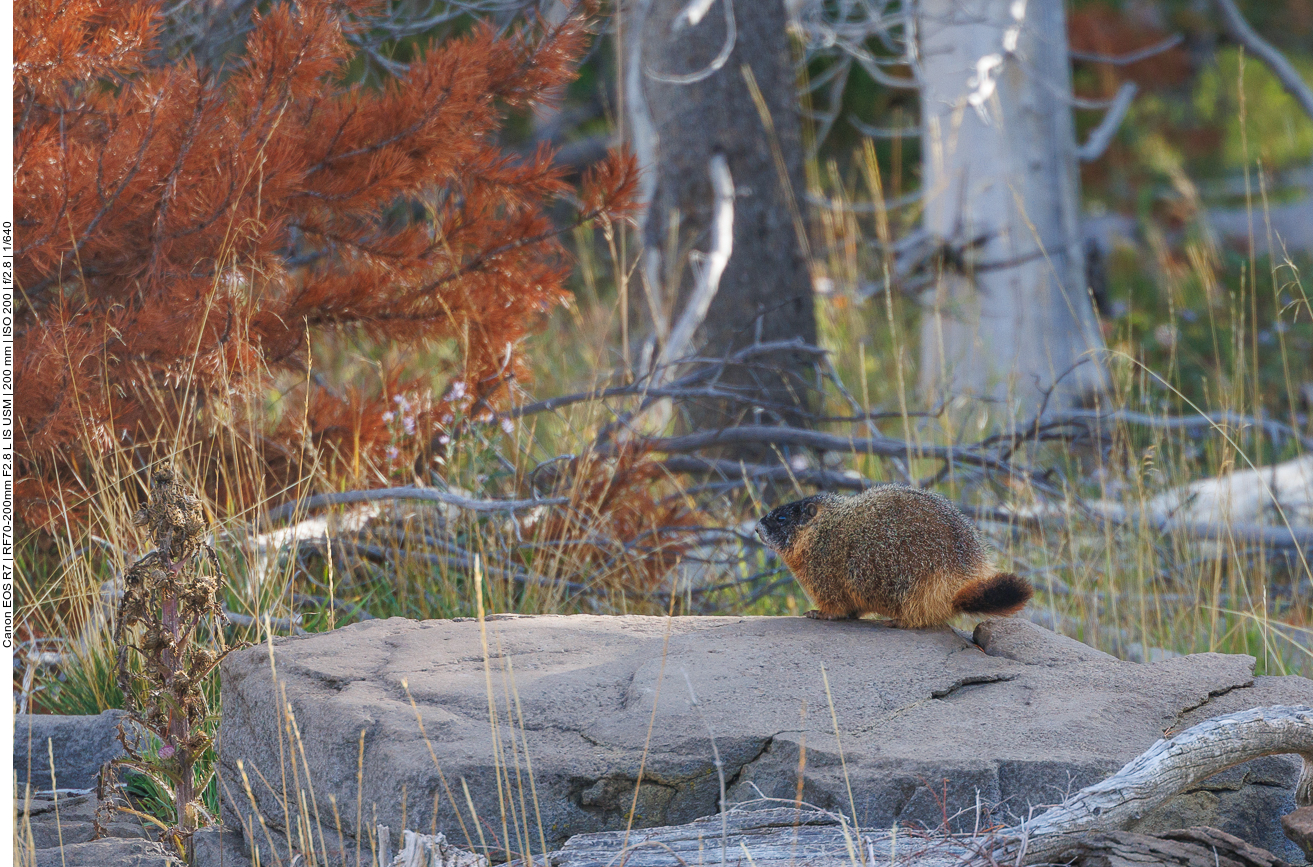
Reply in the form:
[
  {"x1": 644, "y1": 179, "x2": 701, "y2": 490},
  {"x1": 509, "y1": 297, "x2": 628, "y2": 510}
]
[{"x1": 755, "y1": 485, "x2": 1032, "y2": 628}]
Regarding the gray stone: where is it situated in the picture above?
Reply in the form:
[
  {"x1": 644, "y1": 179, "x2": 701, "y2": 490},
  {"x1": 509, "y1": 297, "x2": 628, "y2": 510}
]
[
  {"x1": 974, "y1": 616, "x2": 1117, "y2": 665},
  {"x1": 217, "y1": 615, "x2": 1313, "y2": 864},
  {"x1": 31, "y1": 838, "x2": 178, "y2": 867},
  {"x1": 192, "y1": 825, "x2": 253, "y2": 867},
  {"x1": 18, "y1": 794, "x2": 248, "y2": 867},
  {"x1": 17, "y1": 792, "x2": 152, "y2": 849},
  {"x1": 15, "y1": 710, "x2": 130, "y2": 793}
]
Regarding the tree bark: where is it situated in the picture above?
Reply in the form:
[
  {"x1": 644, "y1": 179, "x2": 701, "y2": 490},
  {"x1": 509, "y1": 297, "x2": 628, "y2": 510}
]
[
  {"x1": 625, "y1": 0, "x2": 817, "y2": 441},
  {"x1": 916, "y1": 0, "x2": 1108, "y2": 417}
]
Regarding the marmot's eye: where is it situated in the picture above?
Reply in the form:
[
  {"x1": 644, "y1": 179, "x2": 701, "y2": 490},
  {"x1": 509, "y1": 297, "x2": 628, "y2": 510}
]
[{"x1": 804, "y1": 502, "x2": 818, "y2": 518}]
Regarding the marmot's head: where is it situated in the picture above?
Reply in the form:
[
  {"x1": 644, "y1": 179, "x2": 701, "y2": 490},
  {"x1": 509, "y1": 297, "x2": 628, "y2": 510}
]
[{"x1": 755, "y1": 494, "x2": 834, "y2": 554}]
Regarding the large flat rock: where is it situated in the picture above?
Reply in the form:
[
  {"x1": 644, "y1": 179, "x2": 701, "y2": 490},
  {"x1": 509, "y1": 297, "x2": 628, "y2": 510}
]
[{"x1": 217, "y1": 616, "x2": 1313, "y2": 863}]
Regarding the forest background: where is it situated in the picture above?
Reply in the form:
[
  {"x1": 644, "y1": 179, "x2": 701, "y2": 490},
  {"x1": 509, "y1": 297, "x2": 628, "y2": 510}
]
[{"x1": 14, "y1": 0, "x2": 1313, "y2": 764}]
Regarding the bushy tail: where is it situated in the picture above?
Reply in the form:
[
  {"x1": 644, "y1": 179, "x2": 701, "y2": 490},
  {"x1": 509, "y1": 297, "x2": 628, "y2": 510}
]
[{"x1": 951, "y1": 572, "x2": 1033, "y2": 617}]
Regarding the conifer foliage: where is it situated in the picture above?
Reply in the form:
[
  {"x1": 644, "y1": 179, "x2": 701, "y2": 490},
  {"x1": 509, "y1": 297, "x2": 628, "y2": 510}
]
[{"x1": 14, "y1": 0, "x2": 637, "y2": 522}]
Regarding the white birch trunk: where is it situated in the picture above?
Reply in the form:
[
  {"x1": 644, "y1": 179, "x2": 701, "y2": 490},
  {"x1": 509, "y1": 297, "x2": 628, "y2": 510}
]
[{"x1": 916, "y1": 0, "x2": 1108, "y2": 417}]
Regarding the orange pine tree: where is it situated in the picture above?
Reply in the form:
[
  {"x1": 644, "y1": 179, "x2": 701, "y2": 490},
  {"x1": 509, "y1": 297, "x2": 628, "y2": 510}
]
[{"x1": 14, "y1": 0, "x2": 636, "y2": 523}]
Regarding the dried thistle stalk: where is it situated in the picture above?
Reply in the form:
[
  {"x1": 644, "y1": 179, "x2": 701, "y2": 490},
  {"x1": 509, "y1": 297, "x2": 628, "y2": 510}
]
[{"x1": 103, "y1": 467, "x2": 232, "y2": 860}]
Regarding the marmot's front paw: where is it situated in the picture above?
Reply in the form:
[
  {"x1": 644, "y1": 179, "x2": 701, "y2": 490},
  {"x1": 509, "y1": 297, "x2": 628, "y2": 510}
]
[{"x1": 805, "y1": 609, "x2": 853, "y2": 621}]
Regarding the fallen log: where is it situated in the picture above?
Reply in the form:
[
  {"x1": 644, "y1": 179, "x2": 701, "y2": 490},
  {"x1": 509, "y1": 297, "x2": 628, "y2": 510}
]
[
  {"x1": 545, "y1": 805, "x2": 971, "y2": 867},
  {"x1": 991, "y1": 705, "x2": 1313, "y2": 865},
  {"x1": 1043, "y1": 826, "x2": 1288, "y2": 867},
  {"x1": 543, "y1": 807, "x2": 1293, "y2": 867}
]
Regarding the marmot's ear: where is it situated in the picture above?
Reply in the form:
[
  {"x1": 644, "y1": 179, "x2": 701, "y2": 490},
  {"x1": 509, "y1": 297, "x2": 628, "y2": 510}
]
[{"x1": 804, "y1": 501, "x2": 818, "y2": 518}]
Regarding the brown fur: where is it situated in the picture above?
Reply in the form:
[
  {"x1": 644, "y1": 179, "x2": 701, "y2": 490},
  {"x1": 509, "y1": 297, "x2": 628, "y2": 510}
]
[{"x1": 755, "y1": 486, "x2": 1033, "y2": 628}]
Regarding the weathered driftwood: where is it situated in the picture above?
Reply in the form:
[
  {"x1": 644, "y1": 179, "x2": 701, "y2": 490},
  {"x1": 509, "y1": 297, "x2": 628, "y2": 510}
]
[
  {"x1": 377, "y1": 826, "x2": 487, "y2": 867},
  {"x1": 1006, "y1": 453, "x2": 1313, "y2": 551},
  {"x1": 541, "y1": 808, "x2": 1296, "y2": 867},
  {"x1": 1094, "y1": 455, "x2": 1313, "y2": 535},
  {"x1": 1044, "y1": 826, "x2": 1288, "y2": 867},
  {"x1": 544, "y1": 809, "x2": 1292, "y2": 867},
  {"x1": 545, "y1": 805, "x2": 971, "y2": 867},
  {"x1": 993, "y1": 705, "x2": 1313, "y2": 864}
]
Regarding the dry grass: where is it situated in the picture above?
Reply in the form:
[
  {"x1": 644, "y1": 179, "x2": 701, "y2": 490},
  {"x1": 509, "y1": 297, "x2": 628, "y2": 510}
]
[
  {"x1": 789, "y1": 131, "x2": 1312, "y2": 675},
  {"x1": 16, "y1": 156, "x2": 1313, "y2": 730}
]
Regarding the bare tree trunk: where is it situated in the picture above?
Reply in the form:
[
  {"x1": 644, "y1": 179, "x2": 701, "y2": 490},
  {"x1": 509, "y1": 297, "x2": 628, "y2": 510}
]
[
  {"x1": 625, "y1": 0, "x2": 817, "y2": 441},
  {"x1": 916, "y1": 0, "x2": 1108, "y2": 417}
]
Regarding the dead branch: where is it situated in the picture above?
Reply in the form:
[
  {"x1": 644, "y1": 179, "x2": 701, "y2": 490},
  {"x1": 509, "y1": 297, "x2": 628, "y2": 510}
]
[
  {"x1": 264, "y1": 487, "x2": 566, "y2": 526},
  {"x1": 645, "y1": 0, "x2": 736, "y2": 85},
  {"x1": 627, "y1": 424, "x2": 1040, "y2": 483},
  {"x1": 507, "y1": 340, "x2": 831, "y2": 419},
  {"x1": 652, "y1": 154, "x2": 735, "y2": 381},
  {"x1": 309, "y1": 538, "x2": 592, "y2": 599},
  {"x1": 1030, "y1": 409, "x2": 1313, "y2": 452},
  {"x1": 1070, "y1": 34, "x2": 1185, "y2": 66},
  {"x1": 222, "y1": 611, "x2": 304, "y2": 634},
  {"x1": 655, "y1": 456, "x2": 872, "y2": 492},
  {"x1": 1077, "y1": 82, "x2": 1138, "y2": 162},
  {"x1": 1214, "y1": 0, "x2": 1313, "y2": 123},
  {"x1": 989, "y1": 705, "x2": 1313, "y2": 865}
]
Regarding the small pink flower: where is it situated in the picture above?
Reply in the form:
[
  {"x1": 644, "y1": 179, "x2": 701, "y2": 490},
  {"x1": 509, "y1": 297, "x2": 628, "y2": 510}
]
[
  {"x1": 386, "y1": 446, "x2": 400, "y2": 461},
  {"x1": 381, "y1": 411, "x2": 395, "y2": 422},
  {"x1": 159, "y1": 744, "x2": 176, "y2": 759},
  {"x1": 500, "y1": 418, "x2": 514, "y2": 435}
]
